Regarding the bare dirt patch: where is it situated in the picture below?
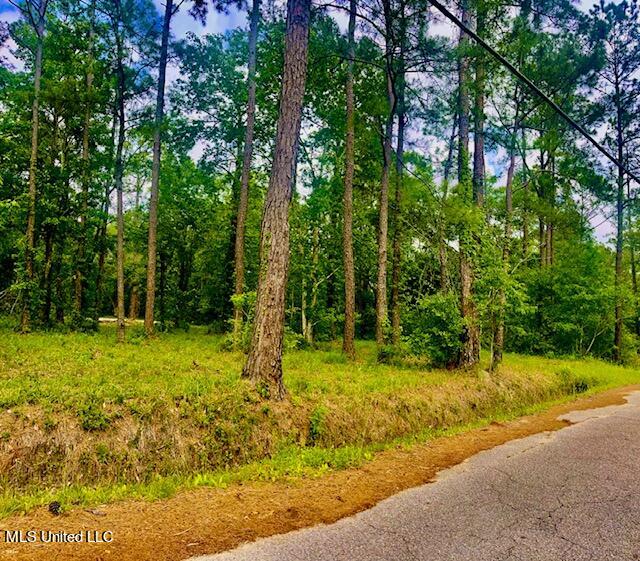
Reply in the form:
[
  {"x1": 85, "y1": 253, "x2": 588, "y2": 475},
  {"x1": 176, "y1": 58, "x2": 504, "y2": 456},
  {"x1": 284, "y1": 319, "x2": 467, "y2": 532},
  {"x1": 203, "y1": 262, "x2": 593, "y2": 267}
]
[{"x1": 1, "y1": 385, "x2": 637, "y2": 561}]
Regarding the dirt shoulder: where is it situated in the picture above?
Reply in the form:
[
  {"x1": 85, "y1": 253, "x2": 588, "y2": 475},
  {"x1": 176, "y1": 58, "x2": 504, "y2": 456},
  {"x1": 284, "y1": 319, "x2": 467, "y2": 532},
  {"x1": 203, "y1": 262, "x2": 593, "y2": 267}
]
[{"x1": 1, "y1": 385, "x2": 637, "y2": 561}]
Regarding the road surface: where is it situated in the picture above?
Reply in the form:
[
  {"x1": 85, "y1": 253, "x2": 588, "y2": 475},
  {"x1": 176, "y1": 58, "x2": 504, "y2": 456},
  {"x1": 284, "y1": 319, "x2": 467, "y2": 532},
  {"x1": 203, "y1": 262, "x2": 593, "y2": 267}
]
[{"x1": 192, "y1": 391, "x2": 640, "y2": 561}]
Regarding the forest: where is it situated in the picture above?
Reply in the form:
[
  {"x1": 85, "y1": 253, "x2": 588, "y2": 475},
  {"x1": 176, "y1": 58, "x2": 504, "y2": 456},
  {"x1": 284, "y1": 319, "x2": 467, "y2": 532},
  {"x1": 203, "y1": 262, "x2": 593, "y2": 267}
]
[
  {"x1": 0, "y1": 0, "x2": 639, "y2": 389},
  {"x1": 2, "y1": 0, "x2": 639, "y2": 376},
  {"x1": 2, "y1": 0, "x2": 640, "y2": 552}
]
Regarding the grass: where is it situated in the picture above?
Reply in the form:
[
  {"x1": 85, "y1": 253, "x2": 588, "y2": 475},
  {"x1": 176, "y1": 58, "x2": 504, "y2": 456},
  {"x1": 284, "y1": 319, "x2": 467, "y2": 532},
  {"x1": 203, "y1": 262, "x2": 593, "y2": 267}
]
[{"x1": 0, "y1": 320, "x2": 639, "y2": 517}]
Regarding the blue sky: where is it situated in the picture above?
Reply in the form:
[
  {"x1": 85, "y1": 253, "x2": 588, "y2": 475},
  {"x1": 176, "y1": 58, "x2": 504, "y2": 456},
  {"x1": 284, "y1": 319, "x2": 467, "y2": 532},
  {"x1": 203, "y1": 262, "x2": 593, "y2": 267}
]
[{"x1": 0, "y1": 0, "x2": 614, "y2": 241}]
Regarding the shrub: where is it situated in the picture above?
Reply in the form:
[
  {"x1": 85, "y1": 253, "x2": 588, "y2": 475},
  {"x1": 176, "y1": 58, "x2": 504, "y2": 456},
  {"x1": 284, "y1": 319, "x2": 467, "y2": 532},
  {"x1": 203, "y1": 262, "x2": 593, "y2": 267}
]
[
  {"x1": 222, "y1": 292, "x2": 257, "y2": 351},
  {"x1": 308, "y1": 405, "x2": 327, "y2": 446},
  {"x1": 404, "y1": 293, "x2": 463, "y2": 367}
]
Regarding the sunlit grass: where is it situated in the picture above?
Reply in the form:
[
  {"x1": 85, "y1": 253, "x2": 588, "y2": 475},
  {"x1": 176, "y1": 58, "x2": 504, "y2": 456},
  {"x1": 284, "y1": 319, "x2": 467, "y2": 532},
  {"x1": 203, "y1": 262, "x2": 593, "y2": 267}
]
[{"x1": 0, "y1": 319, "x2": 638, "y2": 517}]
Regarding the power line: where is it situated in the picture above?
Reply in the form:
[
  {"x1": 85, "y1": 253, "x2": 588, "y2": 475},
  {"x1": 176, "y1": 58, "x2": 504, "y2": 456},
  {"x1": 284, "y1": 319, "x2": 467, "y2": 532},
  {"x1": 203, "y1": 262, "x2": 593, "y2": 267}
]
[{"x1": 426, "y1": 0, "x2": 640, "y2": 187}]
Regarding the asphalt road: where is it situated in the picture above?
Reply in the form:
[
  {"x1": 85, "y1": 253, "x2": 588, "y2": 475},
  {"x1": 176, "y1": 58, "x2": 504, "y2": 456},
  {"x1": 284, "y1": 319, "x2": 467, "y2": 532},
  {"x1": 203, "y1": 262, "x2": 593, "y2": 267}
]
[{"x1": 193, "y1": 391, "x2": 640, "y2": 561}]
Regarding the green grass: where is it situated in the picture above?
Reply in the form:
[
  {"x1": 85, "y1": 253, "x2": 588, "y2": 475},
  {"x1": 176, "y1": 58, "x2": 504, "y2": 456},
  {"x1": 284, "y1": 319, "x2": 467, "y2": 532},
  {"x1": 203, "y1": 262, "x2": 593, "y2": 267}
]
[{"x1": 0, "y1": 320, "x2": 638, "y2": 517}]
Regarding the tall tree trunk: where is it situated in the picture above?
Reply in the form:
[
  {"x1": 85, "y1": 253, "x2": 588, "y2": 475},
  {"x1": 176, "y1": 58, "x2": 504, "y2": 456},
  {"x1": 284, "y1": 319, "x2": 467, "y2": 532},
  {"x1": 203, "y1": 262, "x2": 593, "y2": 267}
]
[
  {"x1": 144, "y1": 0, "x2": 174, "y2": 336},
  {"x1": 627, "y1": 178, "x2": 639, "y2": 336},
  {"x1": 233, "y1": 0, "x2": 261, "y2": 341},
  {"x1": 457, "y1": 0, "x2": 479, "y2": 367},
  {"x1": 521, "y1": 129, "x2": 529, "y2": 258},
  {"x1": 375, "y1": 78, "x2": 394, "y2": 346},
  {"x1": 114, "y1": 6, "x2": 126, "y2": 343},
  {"x1": 613, "y1": 79, "x2": 625, "y2": 361},
  {"x1": 342, "y1": 0, "x2": 356, "y2": 360},
  {"x1": 74, "y1": 0, "x2": 95, "y2": 319},
  {"x1": 472, "y1": 9, "x2": 485, "y2": 207},
  {"x1": 375, "y1": 1, "x2": 395, "y2": 347},
  {"x1": 20, "y1": 2, "x2": 47, "y2": 333},
  {"x1": 457, "y1": 0, "x2": 471, "y2": 188},
  {"x1": 491, "y1": 92, "x2": 520, "y2": 371},
  {"x1": 95, "y1": 105, "x2": 118, "y2": 317},
  {"x1": 54, "y1": 135, "x2": 70, "y2": 325},
  {"x1": 303, "y1": 226, "x2": 319, "y2": 345},
  {"x1": 390, "y1": 4, "x2": 406, "y2": 345},
  {"x1": 242, "y1": 0, "x2": 311, "y2": 399},
  {"x1": 491, "y1": 147, "x2": 516, "y2": 370}
]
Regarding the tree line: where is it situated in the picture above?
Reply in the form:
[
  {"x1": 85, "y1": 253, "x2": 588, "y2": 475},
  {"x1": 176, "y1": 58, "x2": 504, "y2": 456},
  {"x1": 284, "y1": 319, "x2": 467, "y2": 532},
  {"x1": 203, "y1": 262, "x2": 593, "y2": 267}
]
[{"x1": 0, "y1": 0, "x2": 639, "y2": 397}]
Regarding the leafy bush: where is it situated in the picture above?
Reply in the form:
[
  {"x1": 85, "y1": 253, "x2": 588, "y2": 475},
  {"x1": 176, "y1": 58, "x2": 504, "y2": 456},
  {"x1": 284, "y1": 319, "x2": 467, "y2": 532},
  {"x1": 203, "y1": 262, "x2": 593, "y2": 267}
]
[
  {"x1": 222, "y1": 292, "x2": 257, "y2": 351},
  {"x1": 307, "y1": 405, "x2": 327, "y2": 446},
  {"x1": 404, "y1": 293, "x2": 463, "y2": 367}
]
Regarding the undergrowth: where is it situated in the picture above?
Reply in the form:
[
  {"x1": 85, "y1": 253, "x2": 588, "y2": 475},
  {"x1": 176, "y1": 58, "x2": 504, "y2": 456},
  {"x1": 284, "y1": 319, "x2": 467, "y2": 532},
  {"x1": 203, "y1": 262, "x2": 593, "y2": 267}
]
[{"x1": 0, "y1": 322, "x2": 638, "y2": 517}]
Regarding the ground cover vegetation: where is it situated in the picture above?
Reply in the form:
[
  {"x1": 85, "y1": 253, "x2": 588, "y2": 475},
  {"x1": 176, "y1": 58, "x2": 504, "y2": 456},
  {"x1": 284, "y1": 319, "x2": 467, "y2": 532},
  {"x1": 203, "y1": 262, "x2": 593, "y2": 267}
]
[{"x1": 0, "y1": 323, "x2": 639, "y2": 516}]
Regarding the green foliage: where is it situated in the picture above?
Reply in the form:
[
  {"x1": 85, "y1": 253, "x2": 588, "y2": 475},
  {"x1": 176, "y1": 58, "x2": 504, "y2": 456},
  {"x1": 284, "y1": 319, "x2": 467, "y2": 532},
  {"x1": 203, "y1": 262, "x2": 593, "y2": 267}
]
[
  {"x1": 77, "y1": 396, "x2": 110, "y2": 431},
  {"x1": 0, "y1": 326, "x2": 639, "y2": 517},
  {"x1": 405, "y1": 293, "x2": 463, "y2": 367},
  {"x1": 556, "y1": 368, "x2": 596, "y2": 395},
  {"x1": 307, "y1": 405, "x2": 327, "y2": 446}
]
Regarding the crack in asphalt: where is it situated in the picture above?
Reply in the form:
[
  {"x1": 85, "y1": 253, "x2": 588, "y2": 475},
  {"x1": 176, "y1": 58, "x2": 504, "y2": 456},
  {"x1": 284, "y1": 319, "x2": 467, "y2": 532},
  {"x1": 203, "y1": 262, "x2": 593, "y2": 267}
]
[{"x1": 192, "y1": 391, "x2": 640, "y2": 561}]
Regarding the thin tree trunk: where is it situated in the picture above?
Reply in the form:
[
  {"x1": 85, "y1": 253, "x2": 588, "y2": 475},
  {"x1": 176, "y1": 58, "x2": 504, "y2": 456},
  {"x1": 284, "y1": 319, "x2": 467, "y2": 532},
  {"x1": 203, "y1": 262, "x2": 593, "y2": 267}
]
[
  {"x1": 144, "y1": 0, "x2": 174, "y2": 336},
  {"x1": 539, "y1": 218, "x2": 546, "y2": 267},
  {"x1": 301, "y1": 272, "x2": 308, "y2": 341},
  {"x1": 159, "y1": 252, "x2": 166, "y2": 325},
  {"x1": 54, "y1": 135, "x2": 70, "y2": 325},
  {"x1": 375, "y1": 2, "x2": 395, "y2": 347},
  {"x1": 95, "y1": 106, "x2": 118, "y2": 317},
  {"x1": 54, "y1": 234, "x2": 65, "y2": 323},
  {"x1": 390, "y1": 4, "x2": 406, "y2": 346},
  {"x1": 304, "y1": 226, "x2": 319, "y2": 345},
  {"x1": 472, "y1": 9, "x2": 485, "y2": 207},
  {"x1": 342, "y1": 0, "x2": 356, "y2": 359},
  {"x1": 521, "y1": 129, "x2": 529, "y2": 258},
  {"x1": 457, "y1": 0, "x2": 479, "y2": 367},
  {"x1": 375, "y1": 78, "x2": 394, "y2": 346},
  {"x1": 491, "y1": 147, "x2": 516, "y2": 370},
  {"x1": 114, "y1": 5, "x2": 126, "y2": 343},
  {"x1": 21, "y1": 2, "x2": 47, "y2": 333},
  {"x1": 491, "y1": 92, "x2": 519, "y2": 370},
  {"x1": 457, "y1": 0, "x2": 471, "y2": 188},
  {"x1": 242, "y1": 0, "x2": 311, "y2": 399},
  {"x1": 233, "y1": 0, "x2": 261, "y2": 341},
  {"x1": 627, "y1": 177, "x2": 639, "y2": 336},
  {"x1": 74, "y1": 0, "x2": 95, "y2": 318},
  {"x1": 613, "y1": 78, "x2": 625, "y2": 361}
]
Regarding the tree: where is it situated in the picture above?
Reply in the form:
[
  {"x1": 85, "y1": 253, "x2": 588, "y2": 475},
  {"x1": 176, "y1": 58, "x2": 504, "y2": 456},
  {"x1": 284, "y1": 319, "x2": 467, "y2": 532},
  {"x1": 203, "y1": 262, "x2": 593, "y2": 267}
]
[
  {"x1": 144, "y1": 0, "x2": 175, "y2": 336},
  {"x1": 112, "y1": 0, "x2": 128, "y2": 342},
  {"x1": 74, "y1": 0, "x2": 96, "y2": 320},
  {"x1": 242, "y1": 0, "x2": 311, "y2": 399},
  {"x1": 590, "y1": 0, "x2": 640, "y2": 361},
  {"x1": 342, "y1": 0, "x2": 357, "y2": 359},
  {"x1": 10, "y1": 0, "x2": 50, "y2": 332},
  {"x1": 390, "y1": 0, "x2": 407, "y2": 345},
  {"x1": 375, "y1": 0, "x2": 396, "y2": 346},
  {"x1": 456, "y1": 0, "x2": 480, "y2": 367},
  {"x1": 233, "y1": 0, "x2": 262, "y2": 342}
]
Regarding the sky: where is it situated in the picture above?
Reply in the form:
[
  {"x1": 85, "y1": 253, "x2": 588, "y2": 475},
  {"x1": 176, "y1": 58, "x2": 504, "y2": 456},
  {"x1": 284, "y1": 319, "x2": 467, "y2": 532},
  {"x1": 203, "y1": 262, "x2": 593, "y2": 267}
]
[{"x1": 0, "y1": 0, "x2": 616, "y2": 242}]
